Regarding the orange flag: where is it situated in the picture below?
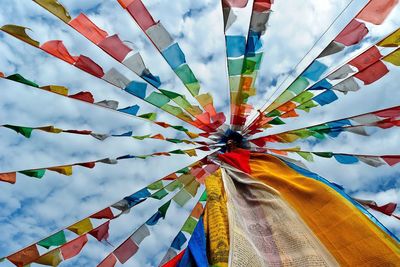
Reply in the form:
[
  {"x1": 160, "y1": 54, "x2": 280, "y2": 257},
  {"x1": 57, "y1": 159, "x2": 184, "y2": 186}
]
[
  {"x1": 7, "y1": 244, "x2": 40, "y2": 266},
  {"x1": 0, "y1": 172, "x2": 16, "y2": 184}
]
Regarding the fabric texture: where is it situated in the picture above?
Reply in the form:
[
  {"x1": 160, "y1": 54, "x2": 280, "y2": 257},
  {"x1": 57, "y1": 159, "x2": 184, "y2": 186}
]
[
  {"x1": 204, "y1": 169, "x2": 229, "y2": 266},
  {"x1": 249, "y1": 153, "x2": 400, "y2": 266},
  {"x1": 221, "y1": 167, "x2": 338, "y2": 267}
]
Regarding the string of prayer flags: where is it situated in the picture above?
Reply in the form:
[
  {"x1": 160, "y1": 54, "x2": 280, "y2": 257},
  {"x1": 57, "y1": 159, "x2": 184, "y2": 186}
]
[
  {"x1": 0, "y1": 72, "x2": 200, "y2": 137},
  {"x1": 224, "y1": 0, "x2": 274, "y2": 129},
  {"x1": 117, "y1": 0, "x2": 225, "y2": 129},
  {"x1": 250, "y1": 44, "x2": 400, "y2": 129},
  {"x1": 159, "y1": 193, "x2": 207, "y2": 265},
  {"x1": 245, "y1": 2, "x2": 398, "y2": 132},
  {"x1": 0, "y1": 24, "x2": 208, "y2": 130},
  {"x1": 100, "y1": 184, "x2": 204, "y2": 265},
  {"x1": 262, "y1": 147, "x2": 400, "y2": 168},
  {"x1": 33, "y1": 1, "x2": 217, "y2": 131},
  {"x1": 0, "y1": 147, "x2": 212, "y2": 184},
  {"x1": 249, "y1": 105, "x2": 400, "y2": 146},
  {"x1": 2, "y1": 159, "x2": 214, "y2": 266}
]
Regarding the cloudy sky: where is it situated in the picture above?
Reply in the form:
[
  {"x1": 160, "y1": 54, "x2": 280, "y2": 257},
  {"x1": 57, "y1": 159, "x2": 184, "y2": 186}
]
[{"x1": 0, "y1": 0, "x2": 399, "y2": 266}]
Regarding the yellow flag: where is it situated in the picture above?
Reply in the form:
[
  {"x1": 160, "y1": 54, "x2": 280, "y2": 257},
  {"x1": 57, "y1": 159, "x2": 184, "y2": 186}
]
[
  {"x1": 35, "y1": 249, "x2": 63, "y2": 267},
  {"x1": 47, "y1": 166, "x2": 73, "y2": 176},
  {"x1": 377, "y1": 29, "x2": 400, "y2": 47},
  {"x1": 0, "y1": 24, "x2": 40, "y2": 47},
  {"x1": 186, "y1": 131, "x2": 199, "y2": 139},
  {"x1": 195, "y1": 93, "x2": 213, "y2": 107},
  {"x1": 37, "y1": 126, "x2": 63, "y2": 133},
  {"x1": 277, "y1": 133, "x2": 300, "y2": 143},
  {"x1": 67, "y1": 218, "x2": 93, "y2": 235},
  {"x1": 41, "y1": 85, "x2": 69, "y2": 96},
  {"x1": 184, "y1": 149, "x2": 197, "y2": 157},
  {"x1": 34, "y1": 0, "x2": 71, "y2": 23},
  {"x1": 383, "y1": 49, "x2": 400, "y2": 66}
]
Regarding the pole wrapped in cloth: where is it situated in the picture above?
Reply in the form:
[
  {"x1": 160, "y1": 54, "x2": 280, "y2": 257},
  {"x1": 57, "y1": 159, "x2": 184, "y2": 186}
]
[{"x1": 203, "y1": 169, "x2": 229, "y2": 266}]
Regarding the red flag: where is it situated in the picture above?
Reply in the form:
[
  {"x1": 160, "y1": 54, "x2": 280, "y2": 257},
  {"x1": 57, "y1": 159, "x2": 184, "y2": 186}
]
[
  {"x1": 335, "y1": 19, "x2": 368, "y2": 46},
  {"x1": 98, "y1": 35, "x2": 132, "y2": 62},
  {"x1": 61, "y1": 235, "x2": 88, "y2": 260},
  {"x1": 89, "y1": 221, "x2": 110, "y2": 241},
  {"x1": 381, "y1": 155, "x2": 400, "y2": 166},
  {"x1": 357, "y1": 0, "x2": 398, "y2": 25},
  {"x1": 90, "y1": 207, "x2": 114, "y2": 219},
  {"x1": 126, "y1": 0, "x2": 156, "y2": 31},
  {"x1": 254, "y1": 0, "x2": 273, "y2": 12},
  {"x1": 113, "y1": 238, "x2": 139, "y2": 264},
  {"x1": 41, "y1": 40, "x2": 76, "y2": 64},
  {"x1": 161, "y1": 249, "x2": 186, "y2": 267},
  {"x1": 162, "y1": 173, "x2": 178, "y2": 180},
  {"x1": 374, "y1": 106, "x2": 400, "y2": 118},
  {"x1": 222, "y1": 0, "x2": 249, "y2": 8},
  {"x1": 250, "y1": 135, "x2": 280, "y2": 147},
  {"x1": 218, "y1": 148, "x2": 251, "y2": 174},
  {"x1": 74, "y1": 55, "x2": 104, "y2": 78},
  {"x1": 77, "y1": 162, "x2": 96, "y2": 168},
  {"x1": 367, "y1": 202, "x2": 397, "y2": 216},
  {"x1": 98, "y1": 254, "x2": 117, "y2": 267},
  {"x1": 69, "y1": 13, "x2": 108, "y2": 44},
  {"x1": 69, "y1": 91, "x2": 95, "y2": 103},
  {"x1": 349, "y1": 46, "x2": 382, "y2": 70},
  {"x1": 354, "y1": 60, "x2": 389, "y2": 85}
]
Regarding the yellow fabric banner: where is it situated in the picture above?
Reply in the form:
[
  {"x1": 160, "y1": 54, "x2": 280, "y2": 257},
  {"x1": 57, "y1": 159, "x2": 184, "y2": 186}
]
[
  {"x1": 249, "y1": 153, "x2": 400, "y2": 266},
  {"x1": 222, "y1": 168, "x2": 338, "y2": 266},
  {"x1": 204, "y1": 169, "x2": 229, "y2": 267}
]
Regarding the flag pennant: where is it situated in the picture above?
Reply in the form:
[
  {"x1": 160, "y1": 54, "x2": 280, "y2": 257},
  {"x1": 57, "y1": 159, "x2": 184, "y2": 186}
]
[
  {"x1": 377, "y1": 29, "x2": 400, "y2": 47},
  {"x1": 38, "y1": 231, "x2": 67, "y2": 249},
  {"x1": 98, "y1": 34, "x2": 132, "y2": 62},
  {"x1": 34, "y1": 0, "x2": 72, "y2": 23},
  {"x1": 354, "y1": 60, "x2": 389, "y2": 85},
  {"x1": 0, "y1": 172, "x2": 16, "y2": 184},
  {"x1": 334, "y1": 19, "x2": 368, "y2": 46},
  {"x1": 34, "y1": 249, "x2": 63, "y2": 267},
  {"x1": 0, "y1": 24, "x2": 40, "y2": 47},
  {"x1": 69, "y1": 13, "x2": 108, "y2": 44},
  {"x1": 97, "y1": 254, "x2": 117, "y2": 267},
  {"x1": 88, "y1": 221, "x2": 110, "y2": 242},
  {"x1": 7, "y1": 245, "x2": 40, "y2": 267},
  {"x1": 356, "y1": 0, "x2": 399, "y2": 25},
  {"x1": 40, "y1": 40, "x2": 76, "y2": 64},
  {"x1": 60, "y1": 235, "x2": 88, "y2": 260},
  {"x1": 348, "y1": 46, "x2": 382, "y2": 70}
]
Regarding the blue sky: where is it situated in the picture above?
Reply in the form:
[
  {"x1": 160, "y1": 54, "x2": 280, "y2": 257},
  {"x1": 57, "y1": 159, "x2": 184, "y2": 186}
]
[{"x1": 0, "y1": 0, "x2": 399, "y2": 266}]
